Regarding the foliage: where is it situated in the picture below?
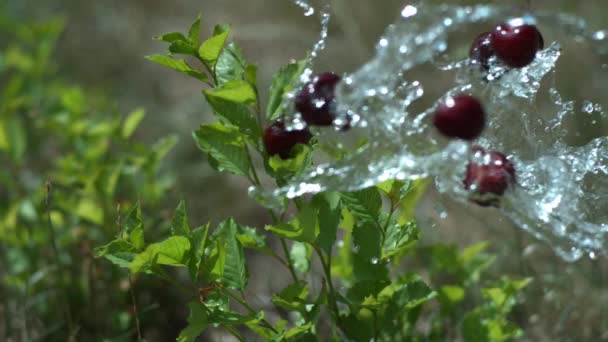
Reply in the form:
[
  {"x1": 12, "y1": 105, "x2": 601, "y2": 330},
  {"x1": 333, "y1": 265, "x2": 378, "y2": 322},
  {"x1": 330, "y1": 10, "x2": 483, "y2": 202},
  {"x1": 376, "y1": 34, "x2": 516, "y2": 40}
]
[
  {"x1": 97, "y1": 14, "x2": 530, "y2": 341},
  {"x1": 0, "y1": 15, "x2": 175, "y2": 340}
]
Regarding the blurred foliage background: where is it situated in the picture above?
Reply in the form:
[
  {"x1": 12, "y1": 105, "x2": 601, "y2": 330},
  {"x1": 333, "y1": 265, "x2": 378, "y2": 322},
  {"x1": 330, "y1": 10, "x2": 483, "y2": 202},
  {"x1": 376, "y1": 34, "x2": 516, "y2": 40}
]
[{"x1": 1, "y1": 0, "x2": 607, "y2": 340}]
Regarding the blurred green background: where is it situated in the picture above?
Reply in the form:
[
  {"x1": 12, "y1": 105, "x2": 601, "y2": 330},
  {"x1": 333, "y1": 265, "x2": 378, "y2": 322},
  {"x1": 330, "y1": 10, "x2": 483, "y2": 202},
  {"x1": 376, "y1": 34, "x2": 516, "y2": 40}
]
[{"x1": 1, "y1": 0, "x2": 607, "y2": 340}]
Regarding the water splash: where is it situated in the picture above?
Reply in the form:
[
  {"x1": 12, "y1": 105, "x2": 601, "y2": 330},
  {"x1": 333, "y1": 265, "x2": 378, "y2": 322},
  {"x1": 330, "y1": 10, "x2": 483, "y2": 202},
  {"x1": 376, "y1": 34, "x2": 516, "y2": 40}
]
[{"x1": 253, "y1": 3, "x2": 608, "y2": 261}]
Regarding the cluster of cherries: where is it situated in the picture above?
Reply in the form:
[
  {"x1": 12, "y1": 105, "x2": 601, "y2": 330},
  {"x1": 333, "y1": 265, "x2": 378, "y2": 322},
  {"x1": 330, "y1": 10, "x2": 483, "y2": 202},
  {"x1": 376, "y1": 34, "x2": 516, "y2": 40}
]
[{"x1": 263, "y1": 20, "x2": 543, "y2": 206}]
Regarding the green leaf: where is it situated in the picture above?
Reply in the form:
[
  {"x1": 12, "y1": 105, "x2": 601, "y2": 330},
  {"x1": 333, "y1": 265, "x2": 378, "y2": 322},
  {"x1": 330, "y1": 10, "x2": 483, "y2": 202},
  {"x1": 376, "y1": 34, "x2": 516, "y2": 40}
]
[
  {"x1": 290, "y1": 241, "x2": 311, "y2": 274},
  {"x1": 204, "y1": 80, "x2": 256, "y2": 105},
  {"x1": 341, "y1": 187, "x2": 382, "y2": 224},
  {"x1": 266, "y1": 60, "x2": 306, "y2": 120},
  {"x1": 198, "y1": 25, "x2": 231, "y2": 66},
  {"x1": 352, "y1": 222, "x2": 387, "y2": 282},
  {"x1": 123, "y1": 203, "x2": 144, "y2": 251},
  {"x1": 169, "y1": 40, "x2": 198, "y2": 56},
  {"x1": 212, "y1": 218, "x2": 248, "y2": 290},
  {"x1": 284, "y1": 322, "x2": 313, "y2": 339},
  {"x1": 188, "y1": 224, "x2": 210, "y2": 281},
  {"x1": 155, "y1": 32, "x2": 188, "y2": 43},
  {"x1": 215, "y1": 42, "x2": 247, "y2": 86},
  {"x1": 272, "y1": 281, "x2": 309, "y2": 312},
  {"x1": 265, "y1": 203, "x2": 318, "y2": 243},
  {"x1": 177, "y1": 302, "x2": 208, "y2": 342},
  {"x1": 378, "y1": 274, "x2": 436, "y2": 309},
  {"x1": 188, "y1": 14, "x2": 202, "y2": 44},
  {"x1": 439, "y1": 285, "x2": 465, "y2": 304},
  {"x1": 5, "y1": 116, "x2": 26, "y2": 163},
  {"x1": 382, "y1": 221, "x2": 419, "y2": 259},
  {"x1": 145, "y1": 54, "x2": 207, "y2": 81},
  {"x1": 94, "y1": 240, "x2": 136, "y2": 268},
  {"x1": 236, "y1": 226, "x2": 270, "y2": 254},
  {"x1": 245, "y1": 64, "x2": 257, "y2": 86},
  {"x1": 192, "y1": 123, "x2": 251, "y2": 176},
  {"x1": 314, "y1": 192, "x2": 341, "y2": 254},
  {"x1": 122, "y1": 107, "x2": 145, "y2": 138},
  {"x1": 462, "y1": 308, "x2": 490, "y2": 342},
  {"x1": 398, "y1": 178, "x2": 430, "y2": 224},
  {"x1": 76, "y1": 198, "x2": 104, "y2": 225},
  {"x1": 267, "y1": 144, "x2": 312, "y2": 178},
  {"x1": 171, "y1": 200, "x2": 190, "y2": 236},
  {"x1": 129, "y1": 236, "x2": 191, "y2": 273},
  {"x1": 204, "y1": 93, "x2": 260, "y2": 142}
]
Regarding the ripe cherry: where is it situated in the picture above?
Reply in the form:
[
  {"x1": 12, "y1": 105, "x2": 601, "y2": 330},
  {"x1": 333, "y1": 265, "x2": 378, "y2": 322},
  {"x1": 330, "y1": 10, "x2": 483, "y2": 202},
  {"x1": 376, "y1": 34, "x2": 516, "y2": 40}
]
[
  {"x1": 490, "y1": 22, "x2": 543, "y2": 68},
  {"x1": 295, "y1": 72, "x2": 341, "y2": 126},
  {"x1": 263, "y1": 121, "x2": 312, "y2": 159},
  {"x1": 469, "y1": 31, "x2": 494, "y2": 69},
  {"x1": 433, "y1": 94, "x2": 485, "y2": 141},
  {"x1": 464, "y1": 146, "x2": 516, "y2": 206}
]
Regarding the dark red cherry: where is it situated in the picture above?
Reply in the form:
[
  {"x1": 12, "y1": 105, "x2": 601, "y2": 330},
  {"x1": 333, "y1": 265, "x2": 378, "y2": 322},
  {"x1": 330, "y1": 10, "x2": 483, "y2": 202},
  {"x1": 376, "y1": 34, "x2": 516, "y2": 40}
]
[
  {"x1": 469, "y1": 32, "x2": 494, "y2": 69},
  {"x1": 464, "y1": 146, "x2": 516, "y2": 206},
  {"x1": 433, "y1": 94, "x2": 485, "y2": 140},
  {"x1": 295, "y1": 72, "x2": 341, "y2": 126},
  {"x1": 264, "y1": 121, "x2": 312, "y2": 159},
  {"x1": 490, "y1": 23, "x2": 543, "y2": 68}
]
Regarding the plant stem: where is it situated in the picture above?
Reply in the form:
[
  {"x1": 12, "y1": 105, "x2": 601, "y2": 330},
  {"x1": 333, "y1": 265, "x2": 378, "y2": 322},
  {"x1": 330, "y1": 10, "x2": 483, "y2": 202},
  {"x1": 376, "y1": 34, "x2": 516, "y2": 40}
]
[
  {"x1": 280, "y1": 237, "x2": 300, "y2": 283},
  {"x1": 128, "y1": 273, "x2": 143, "y2": 342},
  {"x1": 313, "y1": 246, "x2": 341, "y2": 327},
  {"x1": 223, "y1": 289, "x2": 278, "y2": 334},
  {"x1": 225, "y1": 325, "x2": 246, "y2": 342},
  {"x1": 45, "y1": 182, "x2": 74, "y2": 334}
]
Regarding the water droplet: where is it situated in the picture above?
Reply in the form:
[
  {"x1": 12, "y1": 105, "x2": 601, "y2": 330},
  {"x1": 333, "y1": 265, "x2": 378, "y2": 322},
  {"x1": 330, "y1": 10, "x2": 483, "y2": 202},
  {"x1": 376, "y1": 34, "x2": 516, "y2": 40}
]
[{"x1": 370, "y1": 257, "x2": 379, "y2": 265}]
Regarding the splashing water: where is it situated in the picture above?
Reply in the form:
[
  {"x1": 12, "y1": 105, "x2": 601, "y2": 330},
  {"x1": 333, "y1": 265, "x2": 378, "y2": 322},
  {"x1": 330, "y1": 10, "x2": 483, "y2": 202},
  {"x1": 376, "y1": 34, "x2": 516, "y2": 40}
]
[{"x1": 252, "y1": 2, "x2": 608, "y2": 261}]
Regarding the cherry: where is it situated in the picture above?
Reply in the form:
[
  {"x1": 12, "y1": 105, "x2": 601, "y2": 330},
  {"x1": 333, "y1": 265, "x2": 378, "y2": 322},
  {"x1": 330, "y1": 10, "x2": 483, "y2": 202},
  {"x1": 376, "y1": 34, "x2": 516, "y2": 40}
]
[
  {"x1": 295, "y1": 72, "x2": 341, "y2": 126},
  {"x1": 469, "y1": 31, "x2": 494, "y2": 70},
  {"x1": 490, "y1": 22, "x2": 543, "y2": 68},
  {"x1": 263, "y1": 120, "x2": 312, "y2": 159},
  {"x1": 433, "y1": 94, "x2": 485, "y2": 140},
  {"x1": 464, "y1": 146, "x2": 516, "y2": 206}
]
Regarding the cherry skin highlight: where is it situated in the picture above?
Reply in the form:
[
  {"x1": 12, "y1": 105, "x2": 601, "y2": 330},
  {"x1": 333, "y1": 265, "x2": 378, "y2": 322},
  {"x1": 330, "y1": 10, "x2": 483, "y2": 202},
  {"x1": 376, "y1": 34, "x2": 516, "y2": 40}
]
[
  {"x1": 464, "y1": 146, "x2": 516, "y2": 206},
  {"x1": 433, "y1": 94, "x2": 485, "y2": 141},
  {"x1": 295, "y1": 72, "x2": 341, "y2": 126},
  {"x1": 490, "y1": 23, "x2": 543, "y2": 68},
  {"x1": 263, "y1": 121, "x2": 312, "y2": 159},
  {"x1": 469, "y1": 31, "x2": 494, "y2": 69}
]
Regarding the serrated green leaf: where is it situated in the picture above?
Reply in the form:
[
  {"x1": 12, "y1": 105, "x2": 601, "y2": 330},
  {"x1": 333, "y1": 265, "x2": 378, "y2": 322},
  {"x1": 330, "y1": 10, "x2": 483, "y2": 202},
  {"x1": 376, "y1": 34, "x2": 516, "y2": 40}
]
[
  {"x1": 188, "y1": 224, "x2": 210, "y2": 281},
  {"x1": 378, "y1": 274, "x2": 436, "y2": 308},
  {"x1": 382, "y1": 221, "x2": 419, "y2": 259},
  {"x1": 204, "y1": 93, "x2": 260, "y2": 142},
  {"x1": 122, "y1": 107, "x2": 145, "y2": 138},
  {"x1": 341, "y1": 187, "x2": 382, "y2": 224},
  {"x1": 352, "y1": 222, "x2": 387, "y2": 282},
  {"x1": 204, "y1": 80, "x2": 256, "y2": 105},
  {"x1": 145, "y1": 54, "x2": 207, "y2": 81},
  {"x1": 398, "y1": 178, "x2": 430, "y2": 224},
  {"x1": 314, "y1": 192, "x2": 341, "y2": 254},
  {"x1": 236, "y1": 226, "x2": 269, "y2": 252},
  {"x1": 171, "y1": 200, "x2": 190, "y2": 236},
  {"x1": 155, "y1": 32, "x2": 187, "y2": 43},
  {"x1": 94, "y1": 240, "x2": 136, "y2": 268},
  {"x1": 129, "y1": 236, "x2": 191, "y2": 274},
  {"x1": 266, "y1": 60, "x2": 306, "y2": 120},
  {"x1": 188, "y1": 14, "x2": 201, "y2": 44},
  {"x1": 212, "y1": 218, "x2": 248, "y2": 290},
  {"x1": 192, "y1": 123, "x2": 250, "y2": 176},
  {"x1": 215, "y1": 42, "x2": 247, "y2": 86},
  {"x1": 198, "y1": 25, "x2": 231, "y2": 66}
]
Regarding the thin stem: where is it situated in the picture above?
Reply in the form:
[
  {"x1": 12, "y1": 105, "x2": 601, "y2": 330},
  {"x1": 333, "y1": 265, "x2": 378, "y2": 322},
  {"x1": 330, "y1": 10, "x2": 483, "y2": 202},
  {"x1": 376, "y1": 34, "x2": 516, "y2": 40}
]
[
  {"x1": 45, "y1": 182, "x2": 74, "y2": 334},
  {"x1": 225, "y1": 325, "x2": 246, "y2": 342},
  {"x1": 128, "y1": 273, "x2": 143, "y2": 342},
  {"x1": 313, "y1": 246, "x2": 341, "y2": 326},
  {"x1": 223, "y1": 289, "x2": 278, "y2": 334}
]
